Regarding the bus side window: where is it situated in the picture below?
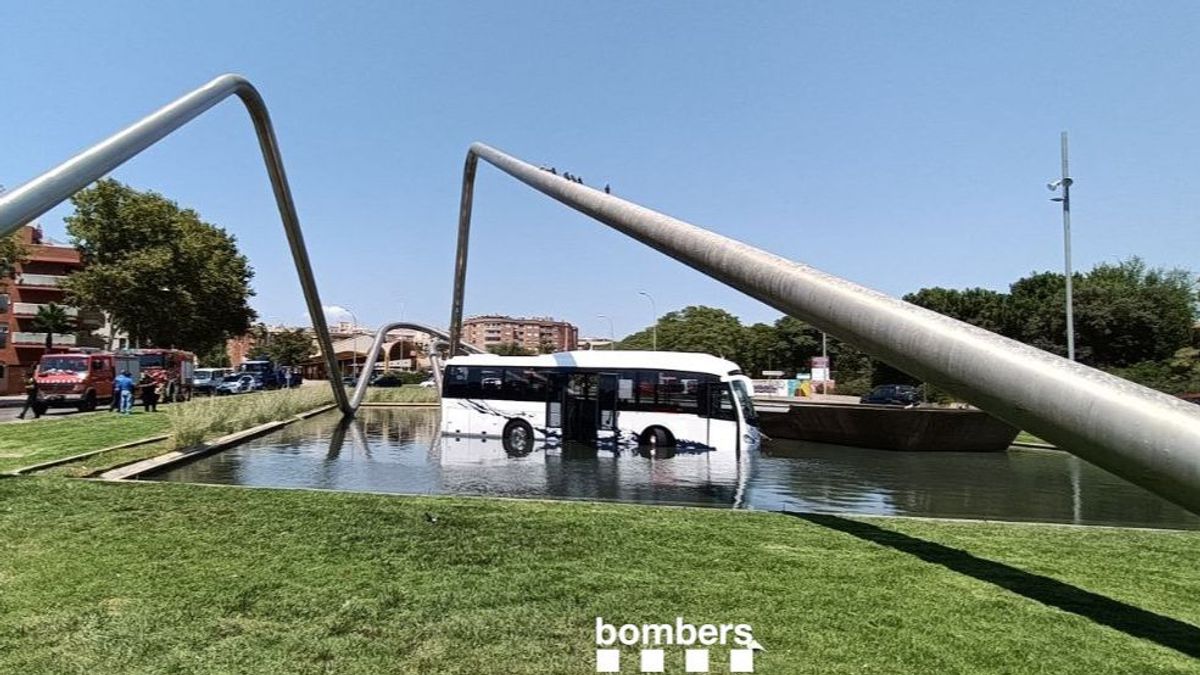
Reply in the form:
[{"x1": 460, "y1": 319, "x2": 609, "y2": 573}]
[
  {"x1": 657, "y1": 371, "x2": 699, "y2": 413},
  {"x1": 616, "y1": 371, "x2": 637, "y2": 410},
  {"x1": 502, "y1": 368, "x2": 529, "y2": 400},
  {"x1": 444, "y1": 366, "x2": 470, "y2": 398},
  {"x1": 479, "y1": 368, "x2": 503, "y2": 397}
]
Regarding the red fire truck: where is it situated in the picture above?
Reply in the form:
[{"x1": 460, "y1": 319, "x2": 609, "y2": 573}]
[
  {"x1": 132, "y1": 348, "x2": 196, "y2": 402},
  {"x1": 33, "y1": 349, "x2": 140, "y2": 413}
]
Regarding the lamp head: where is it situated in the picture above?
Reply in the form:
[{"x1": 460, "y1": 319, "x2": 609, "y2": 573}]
[{"x1": 1047, "y1": 180, "x2": 1062, "y2": 191}]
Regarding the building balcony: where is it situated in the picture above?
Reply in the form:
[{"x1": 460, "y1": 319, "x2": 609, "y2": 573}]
[
  {"x1": 12, "y1": 332, "x2": 77, "y2": 347},
  {"x1": 15, "y1": 273, "x2": 67, "y2": 288},
  {"x1": 11, "y1": 302, "x2": 79, "y2": 318}
]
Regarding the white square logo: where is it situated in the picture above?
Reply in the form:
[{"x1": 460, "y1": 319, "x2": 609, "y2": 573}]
[
  {"x1": 639, "y1": 648, "x2": 664, "y2": 672},
  {"x1": 595, "y1": 649, "x2": 620, "y2": 673},
  {"x1": 730, "y1": 648, "x2": 755, "y2": 673},
  {"x1": 685, "y1": 648, "x2": 710, "y2": 672}
]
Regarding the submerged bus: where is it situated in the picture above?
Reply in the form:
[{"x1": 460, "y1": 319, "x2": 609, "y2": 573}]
[{"x1": 440, "y1": 350, "x2": 760, "y2": 455}]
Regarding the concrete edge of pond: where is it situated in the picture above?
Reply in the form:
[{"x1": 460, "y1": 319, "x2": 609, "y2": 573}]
[
  {"x1": 99, "y1": 403, "x2": 340, "y2": 481},
  {"x1": 5, "y1": 434, "x2": 172, "y2": 476},
  {"x1": 71, "y1": 475, "x2": 1200, "y2": 533}
]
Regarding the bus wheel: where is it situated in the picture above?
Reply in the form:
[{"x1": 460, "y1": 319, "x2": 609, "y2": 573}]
[
  {"x1": 503, "y1": 419, "x2": 535, "y2": 456},
  {"x1": 77, "y1": 391, "x2": 97, "y2": 413},
  {"x1": 639, "y1": 426, "x2": 676, "y2": 448}
]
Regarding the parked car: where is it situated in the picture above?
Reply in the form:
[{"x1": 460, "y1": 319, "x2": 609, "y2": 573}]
[
  {"x1": 215, "y1": 374, "x2": 257, "y2": 395},
  {"x1": 860, "y1": 384, "x2": 921, "y2": 406},
  {"x1": 193, "y1": 367, "x2": 231, "y2": 395},
  {"x1": 418, "y1": 379, "x2": 438, "y2": 389}
]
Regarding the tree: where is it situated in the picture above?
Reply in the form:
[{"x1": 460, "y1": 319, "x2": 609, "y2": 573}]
[
  {"x1": 903, "y1": 287, "x2": 1011, "y2": 335},
  {"x1": 61, "y1": 179, "x2": 256, "y2": 355},
  {"x1": 31, "y1": 303, "x2": 73, "y2": 350},
  {"x1": 488, "y1": 342, "x2": 533, "y2": 356},
  {"x1": 267, "y1": 328, "x2": 315, "y2": 366},
  {"x1": 0, "y1": 233, "x2": 28, "y2": 280},
  {"x1": 617, "y1": 306, "x2": 745, "y2": 358},
  {"x1": 196, "y1": 342, "x2": 231, "y2": 368}
]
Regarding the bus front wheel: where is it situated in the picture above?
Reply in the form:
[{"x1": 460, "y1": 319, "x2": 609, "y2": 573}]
[
  {"x1": 502, "y1": 419, "x2": 535, "y2": 456},
  {"x1": 639, "y1": 426, "x2": 676, "y2": 448}
]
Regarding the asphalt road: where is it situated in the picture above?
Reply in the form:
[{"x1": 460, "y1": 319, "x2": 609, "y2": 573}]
[{"x1": 0, "y1": 405, "x2": 91, "y2": 423}]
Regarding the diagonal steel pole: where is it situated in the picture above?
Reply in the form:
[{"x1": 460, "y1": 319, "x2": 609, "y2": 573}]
[
  {"x1": 450, "y1": 142, "x2": 1200, "y2": 515},
  {"x1": 0, "y1": 74, "x2": 351, "y2": 415}
]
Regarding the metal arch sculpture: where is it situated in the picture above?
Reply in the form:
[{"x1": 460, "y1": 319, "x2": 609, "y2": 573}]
[
  {"x1": 348, "y1": 321, "x2": 482, "y2": 411},
  {"x1": 449, "y1": 142, "x2": 1200, "y2": 515},
  {"x1": 0, "y1": 74, "x2": 351, "y2": 415}
]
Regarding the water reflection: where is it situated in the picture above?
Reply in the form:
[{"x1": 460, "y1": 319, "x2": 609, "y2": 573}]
[{"x1": 147, "y1": 408, "x2": 1200, "y2": 530}]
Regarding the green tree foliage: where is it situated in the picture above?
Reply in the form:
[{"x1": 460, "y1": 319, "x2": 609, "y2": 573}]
[
  {"x1": 617, "y1": 306, "x2": 744, "y2": 359},
  {"x1": 266, "y1": 329, "x2": 316, "y2": 366},
  {"x1": 909, "y1": 258, "x2": 1197, "y2": 368},
  {"x1": 61, "y1": 179, "x2": 256, "y2": 354},
  {"x1": 196, "y1": 342, "x2": 231, "y2": 368},
  {"x1": 0, "y1": 233, "x2": 29, "y2": 280},
  {"x1": 903, "y1": 287, "x2": 1011, "y2": 335},
  {"x1": 31, "y1": 303, "x2": 74, "y2": 350},
  {"x1": 487, "y1": 342, "x2": 533, "y2": 356}
]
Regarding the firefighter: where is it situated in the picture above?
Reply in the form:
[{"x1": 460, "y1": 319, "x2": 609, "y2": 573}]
[
  {"x1": 139, "y1": 373, "x2": 159, "y2": 413},
  {"x1": 18, "y1": 373, "x2": 41, "y2": 420}
]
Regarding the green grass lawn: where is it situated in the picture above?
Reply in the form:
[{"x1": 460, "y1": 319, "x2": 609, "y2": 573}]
[
  {"x1": 0, "y1": 412, "x2": 169, "y2": 473},
  {"x1": 0, "y1": 478, "x2": 1196, "y2": 674}
]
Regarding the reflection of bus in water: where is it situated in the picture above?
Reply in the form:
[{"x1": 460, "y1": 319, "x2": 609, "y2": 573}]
[{"x1": 440, "y1": 351, "x2": 760, "y2": 455}]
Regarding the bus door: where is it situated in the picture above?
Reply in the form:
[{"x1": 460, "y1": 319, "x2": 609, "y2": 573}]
[
  {"x1": 598, "y1": 373, "x2": 618, "y2": 438},
  {"x1": 563, "y1": 373, "x2": 598, "y2": 442},
  {"x1": 705, "y1": 381, "x2": 740, "y2": 453}
]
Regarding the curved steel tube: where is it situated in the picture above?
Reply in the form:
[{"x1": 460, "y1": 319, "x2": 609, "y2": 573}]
[
  {"x1": 0, "y1": 74, "x2": 351, "y2": 415},
  {"x1": 349, "y1": 321, "x2": 482, "y2": 411},
  {"x1": 450, "y1": 141, "x2": 1200, "y2": 515}
]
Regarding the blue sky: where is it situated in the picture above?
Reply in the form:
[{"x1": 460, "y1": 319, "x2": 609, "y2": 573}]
[{"x1": 3, "y1": 2, "x2": 1198, "y2": 340}]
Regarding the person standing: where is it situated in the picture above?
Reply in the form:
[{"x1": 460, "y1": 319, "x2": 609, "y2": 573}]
[
  {"x1": 139, "y1": 374, "x2": 158, "y2": 413},
  {"x1": 17, "y1": 373, "x2": 41, "y2": 420},
  {"x1": 114, "y1": 370, "x2": 135, "y2": 415}
]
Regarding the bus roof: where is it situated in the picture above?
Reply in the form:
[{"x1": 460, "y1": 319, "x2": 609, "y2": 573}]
[{"x1": 445, "y1": 350, "x2": 743, "y2": 376}]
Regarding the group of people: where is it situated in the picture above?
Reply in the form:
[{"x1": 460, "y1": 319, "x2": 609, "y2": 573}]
[
  {"x1": 17, "y1": 370, "x2": 165, "y2": 420},
  {"x1": 111, "y1": 371, "x2": 163, "y2": 415}
]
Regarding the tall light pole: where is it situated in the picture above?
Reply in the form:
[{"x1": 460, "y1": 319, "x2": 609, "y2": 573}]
[
  {"x1": 1047, "y1": 131, "x2": 1076, "y2": 361},
  {"x1": 597, "y1": 314, "x2": 615, "y2": 350},
  {"x1": 637, "y1": 290, "x2": 657, "y2": 351}
]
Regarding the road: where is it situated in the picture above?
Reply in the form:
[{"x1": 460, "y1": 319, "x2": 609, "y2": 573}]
[{"x1": 0, "y1": 405, "x2": 105, "y2": 423}]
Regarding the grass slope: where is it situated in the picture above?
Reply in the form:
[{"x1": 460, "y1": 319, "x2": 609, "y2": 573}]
[
  {"x1": 0, "y1": 479, "x2": 1196, "y2": 674},
  {"x1": 0, "y1": 413, "x2": 168, "y2": 473}
]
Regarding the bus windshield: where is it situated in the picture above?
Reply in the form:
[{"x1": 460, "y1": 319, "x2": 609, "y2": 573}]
[{"x1": 39, "y1": 356, "x2": 89, "y2": 375}]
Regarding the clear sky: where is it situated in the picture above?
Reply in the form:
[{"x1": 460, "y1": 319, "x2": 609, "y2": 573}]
[{"x1": 3, "y1": 2, "x2": 1198, "y2": 340}]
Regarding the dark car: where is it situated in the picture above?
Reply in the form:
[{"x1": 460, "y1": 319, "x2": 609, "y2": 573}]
[{"x1": 861, "y1": 384, "x2": 921, "y2": 406}]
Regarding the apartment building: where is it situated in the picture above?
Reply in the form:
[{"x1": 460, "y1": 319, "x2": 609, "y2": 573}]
[
  {"x1": 462, "y1": 315, "x2": 578, "y2": 353},
  {"x1": 0, "y1": 225, "x2": 101, "y2": 394}
]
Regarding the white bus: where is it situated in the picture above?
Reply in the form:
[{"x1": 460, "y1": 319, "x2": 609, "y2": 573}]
[{"x1": 440, "y1": 350, "x2": 760, "y2": 455}]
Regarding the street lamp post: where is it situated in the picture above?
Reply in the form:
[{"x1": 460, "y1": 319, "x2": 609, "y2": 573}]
[
  {"x1": 1047, "y1": 131, "x2": 1076, "y2": 362},
  {"x1": 597, "y1": 314, "x2": 615, "y2": 350},
  {"x1": 637, "y1": 291, "x2": 657, "y2": 351}
]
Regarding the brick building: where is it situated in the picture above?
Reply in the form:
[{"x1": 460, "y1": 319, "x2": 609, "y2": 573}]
[
  {"x1": 0, "y1": 225, "x2": 101, "y2": 394},
  {"x1": 462, "y1": 315, "x2": 578, "y2": 353}
]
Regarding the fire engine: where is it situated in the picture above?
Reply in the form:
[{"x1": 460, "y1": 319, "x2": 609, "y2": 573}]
[
  {"x1": 33, "y1": 349, "x2": 140, "y2": 413},
  {"x1": 131, "y1": 348, "x2": 196, "y2": 402}
]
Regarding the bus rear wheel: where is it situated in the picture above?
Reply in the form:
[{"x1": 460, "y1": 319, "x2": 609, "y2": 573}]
[
  {"x1": 639, "y1": 426, "x2": 676, "y2": 448},
  {"x1": 503, "y1": 419, "x2": 535, "y2": 456}
]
